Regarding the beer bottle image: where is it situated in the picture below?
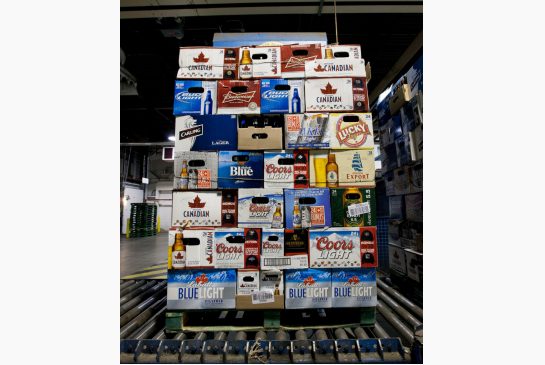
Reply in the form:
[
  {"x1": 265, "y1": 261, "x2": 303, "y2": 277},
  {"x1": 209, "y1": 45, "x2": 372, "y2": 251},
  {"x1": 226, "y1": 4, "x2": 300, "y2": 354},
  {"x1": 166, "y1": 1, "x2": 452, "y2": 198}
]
[
  {"x1": 293, "y1": 198, "x2": 302, "y2": 229},
  {"x1": 326, "y1": 153, "x2": 338, "y2": 187},
  {"x1": 291, "y1": 87, "x2": 301, "y2": 113},
  {"x1": 171, "y1": 232, "x2": 186, "y2": 269},
  {"x1": 245, "y1": 229, "x2": 258, "y2": 241},
  {"x1": 203, "y1": 90, "x2": 213, "y2": 115},
  {"x1": 325, "y1": 47, "x2": 334, "y2": 59},
  {"x1": 239, "y1": 49, "x2": 253, "y2": 79},
  {"x1": 301, "y1": 205, "x2": 311, "y2": 228},
  {"x1": 188, "y1": 169, "x2": 198, "y2": 189},
  {"x1": 179, "y1": 160, "x2": 189, "y2": 190},
  {"x1": 274, "y1": 284, "x2": 280, "y2": 296},
  {"x1": 343, "y1": 188, "x2": 364, "y2": 226},
  {"x1": 272, "y1": 203, "x2": 283, "y2": 228}
]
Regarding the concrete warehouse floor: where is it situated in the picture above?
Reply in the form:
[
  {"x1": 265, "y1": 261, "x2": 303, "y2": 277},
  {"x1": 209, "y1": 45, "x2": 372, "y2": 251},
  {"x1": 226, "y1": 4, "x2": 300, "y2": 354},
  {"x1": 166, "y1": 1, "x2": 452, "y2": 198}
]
[{"x1": 120, "y1": 232, "x2": 168, "y2": 279}]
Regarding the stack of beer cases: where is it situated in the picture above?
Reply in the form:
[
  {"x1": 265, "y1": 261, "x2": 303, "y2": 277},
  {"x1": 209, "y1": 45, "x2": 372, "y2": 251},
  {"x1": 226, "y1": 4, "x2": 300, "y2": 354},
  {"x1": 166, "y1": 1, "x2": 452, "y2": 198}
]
[{"x1": 167, "y1": 44, "x2": 378, "y2": 313}]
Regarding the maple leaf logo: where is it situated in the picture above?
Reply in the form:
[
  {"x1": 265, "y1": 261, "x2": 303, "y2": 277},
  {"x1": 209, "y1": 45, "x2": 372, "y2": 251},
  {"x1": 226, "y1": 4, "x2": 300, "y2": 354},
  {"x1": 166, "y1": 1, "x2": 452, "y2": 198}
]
[
  {"x1": 195, "y1": 273, "x2": 209, "y2": 284},
  {"x1": 242, "y1": 65, "x2": 250, "y2": 71},
  {"x1": 348, "y1": 276, "x2": 360, "y2": 285},
  {"x1": 314, "y1": 64, "x2": 326, "y2": 72},
  {"x1": 320, "y1": 82, "x2": 337, "y2": 94},
  {"x1": 303, "y1": 276, "x2": 315, "y2": 286},
  {"x1": 188, "y1": 195, "x2": 206, "y2": 208},
  {"x1": 193, "y1": 52, "x2": 209, "y2": 63},
  {"x1": 175, "y1": 252, "x2": 183, "y2": 259}
]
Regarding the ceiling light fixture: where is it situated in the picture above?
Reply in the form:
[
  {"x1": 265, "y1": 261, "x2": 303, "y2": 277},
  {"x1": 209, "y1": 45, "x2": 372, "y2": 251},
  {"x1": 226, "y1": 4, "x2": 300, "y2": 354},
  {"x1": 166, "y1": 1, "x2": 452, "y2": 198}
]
[{"x1": 168, "y1": 135, "x2": 176, "y2": 141}]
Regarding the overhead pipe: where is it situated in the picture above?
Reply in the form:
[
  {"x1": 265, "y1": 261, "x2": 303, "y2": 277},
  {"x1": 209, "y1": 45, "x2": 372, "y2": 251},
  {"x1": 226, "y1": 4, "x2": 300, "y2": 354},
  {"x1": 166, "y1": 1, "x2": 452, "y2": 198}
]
[{"x1": 377, "y1": 278, "x2": 423, "y2": 319}]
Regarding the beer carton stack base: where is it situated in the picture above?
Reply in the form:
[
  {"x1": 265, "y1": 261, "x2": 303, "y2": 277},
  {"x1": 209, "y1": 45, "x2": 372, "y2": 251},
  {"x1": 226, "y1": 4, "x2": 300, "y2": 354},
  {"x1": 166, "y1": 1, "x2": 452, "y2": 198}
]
[{"x1": 166, "y1": 40, "x2": 378, "y2": 325}]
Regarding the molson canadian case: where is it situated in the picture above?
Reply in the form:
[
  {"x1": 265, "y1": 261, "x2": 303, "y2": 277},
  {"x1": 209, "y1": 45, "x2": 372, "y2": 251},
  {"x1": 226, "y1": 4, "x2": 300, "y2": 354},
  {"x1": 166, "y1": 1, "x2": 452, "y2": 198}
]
[
  {"x1": 331, "y1": 268, "x2": 377, "y2": 308},
  {"x1": 182, "y1": 229, "x2": 215, "y2": 268},
  {"x1": 330, "y1": 188, "x2": 377, "y2": 227},
  {"x1": 218, "y1": 151, "x2": 264, "y2": 189},
  {"x1": 173, "y1": 80, "x2": 217, "y2": 115},
  {"x1": 321, "y1": 45, "x2": 362, "y2": 59},
  {"x1": 329, "y1": 113, "x2": 374, "y2": 149},
  {"x1": 304, "y1": 58, "x2": 366, "y2": 78},
  {"x1": 284, "y1": 188, "x2": 331, "y2": 229},
  {"x1": 260, "y1": 79, "x2": 305, "y2": 114},
  {"x1": 167, "y1": 269, "x2": 236, "y2": 310},
  {"x1": 237, "y1": 188, "x2": 284, "y2": 228},
  {"x1": 172, "y1": 191, "x2": 222, "y2": 228},
  {"x1": 284, "y1": 113, "x2": 331, "y2": 149},
  {"x1": 285, "y1": 269, "x2": 332, "y2": 309},
  {"x1": 237, "y1": 269, "x2": 260, "y2": 295},
  {"x1": 264, "y1": 150, "x2": 309, "y2": 188},
  {"x1": 177, "y1": 47, "x2": 238, "y2": 79},
  {"x1": 329, "y1": 150, "x2": 375, "y2": 186},
  {"x1": 174, "y1": 115, "x2": 237, "y2": 152},
  {"x1": 240, "y1": 46, "x2": 282, "y2": 78},
  {"x1": 280, "y1": 44, "x2": 322, "y2": 79},
  {"x1": 217, "y1": 80, "x2": 261, "y2": 114},
  {"x1": 309, "y1": 228, "x2": 361, "y2": 268},
  {"x1": 304, "y1": 78, "x2": 369, "y2": 112},
  {"x1": 173, "y1": 151, "x2": 218, "y2": 190}
]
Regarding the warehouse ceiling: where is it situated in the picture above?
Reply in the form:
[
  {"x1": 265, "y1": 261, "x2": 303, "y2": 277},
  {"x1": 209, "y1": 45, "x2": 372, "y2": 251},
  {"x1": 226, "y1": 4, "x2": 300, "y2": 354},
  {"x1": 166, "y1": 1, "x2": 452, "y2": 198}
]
[{"x1": 120, "y1": 1, "x2": 423, "y2": 143}]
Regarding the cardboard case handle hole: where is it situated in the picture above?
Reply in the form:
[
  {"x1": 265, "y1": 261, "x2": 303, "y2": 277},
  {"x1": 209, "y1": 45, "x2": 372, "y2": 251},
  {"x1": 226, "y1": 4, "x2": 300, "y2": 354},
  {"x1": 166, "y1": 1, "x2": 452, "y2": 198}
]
[
  {"x1": 298, "y1": 197, "x2": 316, "y2": 205},
  {"x1": 232, "y1": 155, "x2": 250, "y2": 162},
  {"x1": 226, "y1": 235, "x2": 245, "y2": 243},
  {"x1": 345, "y1": 193, "x2": 361, "y2": 200},
  {"x1": 251, "y1": 53, "x2": 268, "y2": 60},
  {"x1": 251, "y1": 133, "x2": 268, "y2": 139},
  {"x1": 251, "y1": 196, "x2": 270, "y2": 204},
  {"x1": 333, "y1": 51, "x2": 350, "y2": 58},
  {"x1": 341, "y1": 115, "x2": 360, "y2": 123},
  {"x1": 187, "y1": 87, "x2": 204, "y2": 94},
  {"x1": 278, "y1": 158, "x2": 294, "y2": 165},
  {"x1": 188, "y1": 159, "x2": 205, "y2": 167},
  {"x1": 183, "y1": 238, "x2": 201, "y2": 246},
  {"x1": 292, "y1": 49, "x2": 309, "y2": 56},
  {"x1": 231, "y1": 86, "x2": 248, "y2": 93},
  {"x1": 267, "y1": 235, "x2": 279, "y2": 241},
  {"x1": 274, "y1": 84, "x2": 291, "y2": 91}
]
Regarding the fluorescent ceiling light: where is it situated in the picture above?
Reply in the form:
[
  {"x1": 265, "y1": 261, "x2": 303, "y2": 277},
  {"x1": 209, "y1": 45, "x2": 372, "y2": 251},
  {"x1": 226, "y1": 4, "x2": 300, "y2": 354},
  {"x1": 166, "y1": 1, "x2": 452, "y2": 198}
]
[{"x1": 168, "y1": 135, "x2": 176, "y2": 141}]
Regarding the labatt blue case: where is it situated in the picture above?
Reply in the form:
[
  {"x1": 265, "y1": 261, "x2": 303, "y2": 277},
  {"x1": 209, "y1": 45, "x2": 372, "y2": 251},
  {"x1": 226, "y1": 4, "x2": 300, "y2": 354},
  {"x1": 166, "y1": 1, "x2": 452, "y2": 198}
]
[
  {"x1": 331, "y1": 268, "x2": 377, "y2": 308},
  {"x1": 218, "y1": 151, "x2": 264, "y2": 188},
  {"x1": 260, "y1": 79, "x2": 305, "y2": 114},
  {"x1": 173, "y1": 80, "x2": 217, "y2": 115},
  {"x1": 166, "y1": 269, "x2": 236, "y2": 310},
  {"x1": 175, "y1": 115, "x2": 237, "y2": 151}
]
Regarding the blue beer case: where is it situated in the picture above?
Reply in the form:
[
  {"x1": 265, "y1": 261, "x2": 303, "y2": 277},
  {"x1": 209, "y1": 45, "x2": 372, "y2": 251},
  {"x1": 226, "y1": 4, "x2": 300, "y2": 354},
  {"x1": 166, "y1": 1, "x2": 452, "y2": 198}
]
[
  {"x1": 173, "y1": 80, "x2": 217, "y2": 115},
  {"x1": 260, "y1": 79, "x2": 305, "y2": 114},
  {"x1": 174, "y1": 115, "x2": 237, "y2": 151}
]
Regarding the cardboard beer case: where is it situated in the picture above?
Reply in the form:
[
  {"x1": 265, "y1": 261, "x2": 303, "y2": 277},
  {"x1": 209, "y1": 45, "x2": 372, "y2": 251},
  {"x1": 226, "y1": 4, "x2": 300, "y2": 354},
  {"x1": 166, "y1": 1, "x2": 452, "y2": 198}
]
[
  {"x1": 218, "y1": 151, "x2": 264, "y2": 189},
  {"x1": 405, "y1": 193, "x2": 423, "y2": 223},
  {"x1": 360, "y1": 227, "x2": 378, "y2": 268},
  {"x1": 177, "y1": 47, "x2": 238, "y2": 80},
  {"x1": 174, "y1": 115, "x2": 237, "y2": 152},
  {"x1": 309, "y1": 228, "x2": 361, "y2": 268},
  {"x1": 328, "y1": 113, "x2": 374, "y2": 150},
  {"x1": 173, "y1": 80, "x2": 217, "y2": 116},
  {"x1": 330, "y1": 150, "x2": 375, "y2": 186},
  {"x1": 389, "y1": 80, "x2": 411, "y2": 115},
  {"x1": 167, "y1": 269, "x2": 236, "y2": 310},
  {"x1": 260, "y1": 79, "x2": 305, "y2": 114},
  {"x1": 331, "y1": 268, "x2": 377, "y2": 308},
  {"x1": 284, "y1": 188, "x2": 332, "y2": 229},
  {"x1": 261, "y1": 229, "x2": 285, "y2": 257},
  {"x1": 217, "y1": 80, "x2": 261, "y2": 114},
  {"x1": 284, "y1": 268, "x2": 332, "y2": 309},
  {"x1": 237, "y1": 188, "x2": 284, "y2": 228},
  {"x1": 240, "y1": 46, "x2": 282, "y2": 78},
  {"x1": 404, "y1": 249, "x2": 423, "y2": 283},
  {"x1": 330, "y1": 188, "x2": 377, "y2": 227},
  {"x1": 305, "y1": 58, "x2": 366, "y2": 78},
  {"x1": 173, "y1": 151, "x2": 218, "y2": 190},
  {"x1": 388, "y1": 243, "x2": 407, "y2": 275},
  {"x1": 280, "y1": 43, "x2": 322, "y2": 78},
  {"x1": 172, "y1": 191, "x2": 223, "y2": 228},
  {"x1": 321, "y1": 45, "x2": 362, "y2": 59},
  {"x1": 221, "y1": 189, "x2": 238, "y2": 227},
  {"x1": 284, "y1": 113, "x2": 331, "y2": 149},
  {"x1": 213, "y1": 228, "x2": 261, "y2": 270},
  {"x1": 237, "y1": 114, "x2": 283, "y2": 150},
  {"x1": 263, "y1": 150, "x2": 309, "y2": 189},
  {"x1": 236, "y1": 270, "x2": 285, "y2": 310},
  {"x1": 409, "y1": 164, "x2": 423, "y2": 194},
  {"x1": 237, "y1": 269, "x2": 260, "y2": 295},
  {"x1": 393, "y1": 166, "x2": 410, "y2": 196},
  {"x1": 304, "y1": 77, "x2": 369, "y2": 112},
  {"x1": 182, "y1": 229, "x2": 215, "y2": 269}
]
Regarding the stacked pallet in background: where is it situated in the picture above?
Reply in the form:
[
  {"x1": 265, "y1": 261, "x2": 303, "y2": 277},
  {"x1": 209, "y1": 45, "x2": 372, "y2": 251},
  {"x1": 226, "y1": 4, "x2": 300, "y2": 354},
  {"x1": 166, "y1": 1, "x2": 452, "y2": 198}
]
[
  {"x1": 166, "y1": 41, "x2": 379, "y2": 330},
  {"x1": 128, "y1": 203, "x2": 157, "y2": 238},
  {"x1": 374, "y1": 55, "x2": 423, "y2": 291}
]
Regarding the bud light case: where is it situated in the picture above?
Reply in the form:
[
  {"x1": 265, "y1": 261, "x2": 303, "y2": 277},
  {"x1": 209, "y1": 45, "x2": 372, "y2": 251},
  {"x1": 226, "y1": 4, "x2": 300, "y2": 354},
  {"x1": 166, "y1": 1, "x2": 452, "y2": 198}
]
[
  {"x1": 284, "y1": 188, "x2": 331, "y2": 229},
  {"x1": 309, "y1": 228, "x2": 361, "y2": 268},
  {"x1": 285, "y1": 268, "x2": 332, "y2": 309},
  {"x1": 167, "y1": 269, "x2": 236, "y2": 310},
  {"x1": 175, "y1": 115, "x2": 237, "y2": 152},
  {"x1": 331, "y1": 268, "x2": 377, "y2": 308},
  {"x1": 237, "y1": 188, "x2": 284, "y2": 228},
  {"x1": 173, "y1": 80, "x2": 217, "y2": 115},
  {"x1": 218, "y1": 151, "x2": 264, "y2": 189},
  {"x1": 260, "y1": 79, "x2": 305, "y2": 114}
]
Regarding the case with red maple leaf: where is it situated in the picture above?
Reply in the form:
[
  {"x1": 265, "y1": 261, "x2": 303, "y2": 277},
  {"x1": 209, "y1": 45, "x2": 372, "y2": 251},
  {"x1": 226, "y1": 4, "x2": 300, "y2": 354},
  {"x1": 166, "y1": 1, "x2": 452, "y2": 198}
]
[
  {"x1": 172, "y1": 191, "x2": 223, "y2": 228},
  {"x1": 304, "y1": 58, "x2": 366, "y2": 78},
  {"x1": 239, "y1": 46, "x2": 282, "y2": 79},
  {"x1": 182, "y1": 229, "x2": 215, "y2": 268},
  {"x1": 280, "y1": 44, "x2": 322, "y2": 79},
  {"x1": 177, "y1": 47, "x2": 239, "y2": 79},
  {"x1": 304, "y1": 78, "x2": 369, "y2": 112}
]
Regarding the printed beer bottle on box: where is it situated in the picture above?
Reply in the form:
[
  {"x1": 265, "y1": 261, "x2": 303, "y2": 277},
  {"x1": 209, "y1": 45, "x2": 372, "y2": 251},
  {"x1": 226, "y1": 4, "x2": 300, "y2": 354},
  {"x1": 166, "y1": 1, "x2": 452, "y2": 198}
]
[{"x1": 171, "y1": 231, "x2": 186, "y2": 269}]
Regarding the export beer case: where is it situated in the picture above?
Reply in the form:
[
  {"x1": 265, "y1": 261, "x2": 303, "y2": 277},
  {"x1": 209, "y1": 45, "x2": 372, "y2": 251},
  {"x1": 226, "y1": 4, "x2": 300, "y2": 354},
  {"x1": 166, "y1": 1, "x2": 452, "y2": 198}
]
[
  {"x1": 331, "y1": 268, "x2": 377, "y2": 308},
  {"x1": 330, "y1": 150, "x2": 375, "y2": 186},
  {"x1": 167, "y1": 269, "x2": 236, "y2": 310},
  {"x1": 329, "y1": 113, "x2": 374, "y2": 150},
  {"x1": 284, "y1": 113, "x2": 331, "y2": 149},
  {"x1": 285, "y1": 268, "x2": 332, "y2": 309},
  {"x1": 280, "y1": 44, "x2": 322, "y2": 79},
  {"x1": 284, "y1": 188, "x2": 332, "y2": 229},
  {"x1": 174, "y1": 115, "x2": 237, "y2": 152},
  {"x1": 172, "y1": 191, "x2": 223, "y2": 228},
  {"x1": 260, "y1": 79, "x2": 305, "y2": 114},
  {"x1": 218, "y1": 151, "x2": 264, "y2": 189},
  {"x1": 237, "y1": 188, "x2": 284, "y2": 228},
  {"x1": 263, "y1": 150, "x2": 309, "y2": 188},
  {"x1": 304, "y1": 77, "x2": 369, "y2": 112},
  {"x1": 173, "y1": 80, "x2": 217, "y2": 115},
  {"x1": 217, "y1": 80, "x2": 261, "y2": 114},
  {"x1": 173, "y1": 151, "x2": 218, "y2": 190},
  {"x1": 237, "y1": 114, "x2": 283, "y2": 150},
  {"x1": 309, "y1": 228, "x2": 361, "y2": 268},
  {"x1": 330, "y1": 188, "x2": 377, "y2": 227},
  {"x1": 177, "y1": 47, "x2": 238, "y2": 79}
]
